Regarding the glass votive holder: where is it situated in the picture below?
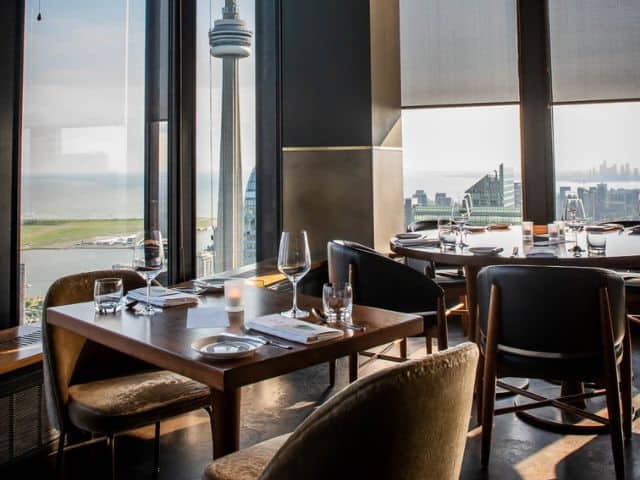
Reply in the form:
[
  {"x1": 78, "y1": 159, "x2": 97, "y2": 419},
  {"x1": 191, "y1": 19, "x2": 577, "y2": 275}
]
[
  {"x1": 322, "y1": 282, "x2": 353, "y2": 323},
  {"x1": 437, "y1": 217, "x2": 457, "y2": 250},
  {"x1": 94, "y1": 278, "x2": 123, "y2": 313},
  {"x1": 224, "y1": 279, "x2": 245, "y2": 312},
  {"x1": 522, "y1": 221, "x2": 533, "y2": 240},
  {"x1": 547, "y1": 223, "x2": 559, "y2": 240},
  {"x1": 554, "y1": 220, "x2": 566, "y2": 238},
  {"x1": 587, "y1": 232, "x2": 606, "y2": 255}
]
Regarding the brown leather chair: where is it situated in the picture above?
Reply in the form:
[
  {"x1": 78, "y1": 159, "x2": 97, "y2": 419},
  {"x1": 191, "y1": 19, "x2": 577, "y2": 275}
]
[
  {"x1": 477, "y1": 265, "x2": 633, "y2": 479},
  {"x1": 42, "y1": 270, "x2": 214, "y2": 478},
  {"x1": 202, "y1": 342, "x2": 479, "y2": 480}
]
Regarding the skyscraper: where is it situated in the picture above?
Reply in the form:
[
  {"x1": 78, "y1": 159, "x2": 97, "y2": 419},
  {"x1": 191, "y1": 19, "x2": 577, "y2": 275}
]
[
  {"x1": 243, "y1": 168, "x2": 256, "y2": 264},
  {"x1": 210, "y1": 0, "x2": 252, "y2": 272}
]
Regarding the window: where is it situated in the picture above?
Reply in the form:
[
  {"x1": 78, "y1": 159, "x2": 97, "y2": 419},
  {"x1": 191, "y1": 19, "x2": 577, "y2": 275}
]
[
  {"x1": 196, "y1": 0, "x2": 256, "y2": 276},
  {"x1": 20, "y1": 0, "x2": 168, "y2": 324},
  {"x1": 549, "y1": 0, "x2": 640, "y2": 222},
  {"x1": 399, "y1": 0, "x2": 521, "y2": 227}
]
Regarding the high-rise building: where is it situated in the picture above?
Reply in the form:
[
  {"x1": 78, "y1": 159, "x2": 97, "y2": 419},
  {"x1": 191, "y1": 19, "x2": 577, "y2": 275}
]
[
  {"x1": 412, "y1": 189, "x2": 428, "y2": 206},
  {"x1": 465, "y1": 163, "x2": 514, "y2": 208},
  {"x1": 243, "y1": 168, "x2": 257, "y2": 264}
]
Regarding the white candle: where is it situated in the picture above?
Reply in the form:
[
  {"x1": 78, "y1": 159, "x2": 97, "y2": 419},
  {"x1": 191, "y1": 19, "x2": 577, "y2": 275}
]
[{"x1": 224, "y1": 279, "x2": 245, "y2": 312}]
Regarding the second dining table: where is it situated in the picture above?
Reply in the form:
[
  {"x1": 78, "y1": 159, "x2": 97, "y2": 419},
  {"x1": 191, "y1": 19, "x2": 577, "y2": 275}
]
[{"x1": 46, "y1": 285, "x2": 422, "y2": 458}]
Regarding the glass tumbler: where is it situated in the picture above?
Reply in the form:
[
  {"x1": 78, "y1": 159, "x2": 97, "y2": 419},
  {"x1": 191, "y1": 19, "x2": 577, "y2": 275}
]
[
  {"x1": 587, "y1": 232, "x2": 606, "y2": 255},
  {"x1": 322, "y1": 282, "x2": 353, "y2": 324},
  {"x1": 94, "y1": 278, "x2": 123, "y2": 313}
]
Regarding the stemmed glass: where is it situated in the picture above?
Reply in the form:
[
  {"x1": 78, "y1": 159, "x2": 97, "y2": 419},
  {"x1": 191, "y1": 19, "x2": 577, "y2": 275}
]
[
  {"x1": 563, "y1": 193, "x2": 587, "y2": 243},
  {"x1": 451, "y1": 193, "x2": 473, "y2": 247},
  {"x1": 277, "y1": 230, "x2": 311, "y2": 318},
  {"x1": 132, "y1": 230, "x2": 165, "y2": 316}
]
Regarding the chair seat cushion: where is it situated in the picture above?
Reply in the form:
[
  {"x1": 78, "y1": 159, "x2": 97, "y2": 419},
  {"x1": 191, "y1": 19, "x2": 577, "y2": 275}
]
[
  {"x1": 68, "y1": 370, "x2": 211, "y2": 433},
  {"x1": 203, "y1": 434, "x2": 290, "y2": 480}
]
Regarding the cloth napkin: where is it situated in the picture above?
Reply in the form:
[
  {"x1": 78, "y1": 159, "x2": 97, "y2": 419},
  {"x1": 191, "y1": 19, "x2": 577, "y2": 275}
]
[{"x1": 128, "y1": 286, "x2": 199, "y2": 308}]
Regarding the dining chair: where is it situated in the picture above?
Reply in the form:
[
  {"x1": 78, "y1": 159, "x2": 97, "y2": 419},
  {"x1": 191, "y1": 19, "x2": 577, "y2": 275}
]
[
  {"x1": 202, "y1": 342, "x2": 479, "y2": 480},
  {"x1": 476, "y1": 265, "x2": 633, "y2": 479},
  {"x1": 327, "y1": 240, "x2": 448, "y2": 383},
  {"x1": 42, "y1": 269, "x2": 214, "y2": 479}
]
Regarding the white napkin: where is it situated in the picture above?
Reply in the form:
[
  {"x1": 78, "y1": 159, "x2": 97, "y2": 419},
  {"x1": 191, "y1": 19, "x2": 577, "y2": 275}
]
[{"x1": 128, "y1": 286, "x2": 199, "y2": 308}]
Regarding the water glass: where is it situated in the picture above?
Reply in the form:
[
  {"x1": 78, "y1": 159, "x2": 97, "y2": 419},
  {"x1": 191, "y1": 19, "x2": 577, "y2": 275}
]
[
  {"x1": 547, "y1": 223, "x2": 559, "y2": 240},
  {"x1": 587, "y1": 232, "x2": 606, "y2": 255},
  {"x1": 522, "y1": 221, "x2": 533, "y2": 241},
  {"x1": 437, "y1": 217, "x2": 457, "y2": 250},
  {"x1": 94, "y1": 278, "x2": 123, "y2": 313},
  {"x1": 322, "y1": 282, "x2": 353, "y2": 323},
  {"x1": 554, "y1": 220, "x2": 566, "y2": 238}
]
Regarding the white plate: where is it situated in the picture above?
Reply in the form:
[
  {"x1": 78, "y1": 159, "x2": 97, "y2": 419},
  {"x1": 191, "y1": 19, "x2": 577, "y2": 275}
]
[
  {"x1": 468, "y1": 247, "x2": 503, "y2": 255},
  {"x1": 191, "y1": 334, "x2": 263, "y2": 360},
  {"x1": 396, "y1": 233, "x2": 422, "y2": 240}
]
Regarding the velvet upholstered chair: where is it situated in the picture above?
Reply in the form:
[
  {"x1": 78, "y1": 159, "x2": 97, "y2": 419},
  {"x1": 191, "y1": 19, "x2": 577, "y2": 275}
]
[
  {"x1": 42, "y1": 269, "x2": 214, "y2": 478},
  {"x1": 202, "y1": 342, "x2": 479, "y2": 480},
  {"x1": 476, "y1": 265, "x2": 633, "y2": 480},
  {"x1": 327, "y1": 240, "x2": 448, "y2": 382}
]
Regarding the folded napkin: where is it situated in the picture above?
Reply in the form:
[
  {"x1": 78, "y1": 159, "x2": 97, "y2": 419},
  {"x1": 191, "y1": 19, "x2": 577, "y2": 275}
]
[
  {"x1": 525, "y1": 248, "x2": 557, "y2": 258},
  {"x1": 585, "y1": 224, "x2": 623, "y2": 232},
  {"x1": 394, "y1": 237, "x2": 441, "y2": 247},
  {"x1": 128, "y1": 286, "x2": 199, "y2": 308},
  {"x1": 486, "y1": 223, "x2": 511, "y2": 231}
]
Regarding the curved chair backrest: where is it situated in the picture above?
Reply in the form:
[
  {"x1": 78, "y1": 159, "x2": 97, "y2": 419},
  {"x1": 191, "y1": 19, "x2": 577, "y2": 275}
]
[
  {"x1": 42, "y1": 269, "x2": 149, "y2": 430},
  {"x1": 327, "y1": 240, "x2": 443, "y2": 313},
  {"x1": 477, "y1": 265, "x2": 625, "y2": 358},
  {"x1": 259, "y1": 342, "x2": 478, "y2": 480},
  {"x1": 407, "y1": 220, "x2": 438, "y2": 232}
]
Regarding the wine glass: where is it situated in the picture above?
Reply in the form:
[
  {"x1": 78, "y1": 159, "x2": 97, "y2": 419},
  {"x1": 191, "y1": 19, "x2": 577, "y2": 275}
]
[
  {"x1": 132, "y1": 230, "x2": 165, "y2": 316},
  {"x1": 277, "y1": 230, "x2": 311, "y2": 318},
  {"x1": 451, "y1": 193, "x2": 473, "y2": 247},
  {"x1": 562, "y1": 193, "x2": 587, "y2": 243}
]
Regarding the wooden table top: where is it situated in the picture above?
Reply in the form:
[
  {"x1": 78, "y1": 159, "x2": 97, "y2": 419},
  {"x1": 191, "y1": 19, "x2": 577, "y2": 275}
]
[
  {"x1": 0, "y1": 324, "x2": 43, "y2": 375},
  {"x1": 391, "y1": 225, "x2": 640, "y2": 269},
  {"x1": 46, "y1": 286, "x2": 421, "y2": 391}
]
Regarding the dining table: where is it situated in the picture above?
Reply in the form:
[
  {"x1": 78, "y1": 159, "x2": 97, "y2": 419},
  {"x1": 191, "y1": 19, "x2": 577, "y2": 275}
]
[
  {"x1": 46, "y1": 285, "x2": 422, "y2": 458},
  {"x1": 391, "y1": 224, "x2": 640, "y2": 433}
]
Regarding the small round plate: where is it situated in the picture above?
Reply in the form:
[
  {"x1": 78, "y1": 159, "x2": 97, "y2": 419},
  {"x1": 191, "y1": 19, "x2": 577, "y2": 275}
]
[
  {"x1": 487, "y1": 223, "x2": 511, "y2": 230},
  {"x1": 469, "y1": 246, "x2": 503, "y2": 255},
  {"x1": 191, "y1": 334, "x2": 262, "y2": 360},
  {"x1": 395, "y1": 233, "x2": 422, "y2": 240}
]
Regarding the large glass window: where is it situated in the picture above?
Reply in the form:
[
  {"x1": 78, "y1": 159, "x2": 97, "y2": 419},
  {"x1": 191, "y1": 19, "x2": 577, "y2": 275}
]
[
  {"x1": 196, "y1": 0, "x2": 256, "y2": 276},
  {"x1": 402, "y1": 106, "x2": 522, "y2": 227},
  {"x1": 20, "y1": 0, "x2": 168, "y2": 324}
]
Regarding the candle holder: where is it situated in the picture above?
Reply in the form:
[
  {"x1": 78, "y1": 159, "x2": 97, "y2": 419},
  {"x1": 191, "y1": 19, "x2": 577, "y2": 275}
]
[{"x1": 224, "y1": 279, "x2": 245, "y2": 312}]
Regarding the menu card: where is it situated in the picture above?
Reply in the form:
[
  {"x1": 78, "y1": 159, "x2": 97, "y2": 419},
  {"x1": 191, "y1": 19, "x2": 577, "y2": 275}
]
[
  {"x1": 128, "y1": 286, "x2": 199, "y2": 308},
  {"x1": 246, "y1": 314, "x2": 344, "y2": 344}
]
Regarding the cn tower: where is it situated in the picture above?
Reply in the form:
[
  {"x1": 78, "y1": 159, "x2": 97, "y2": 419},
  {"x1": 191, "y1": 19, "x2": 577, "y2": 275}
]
[{"x1": 209, "y1": 0, "x2": 252, "y2": 271}]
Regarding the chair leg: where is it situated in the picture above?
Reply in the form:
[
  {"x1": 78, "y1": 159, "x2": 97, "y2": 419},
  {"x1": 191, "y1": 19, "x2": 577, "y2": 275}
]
[
  {"x1": 205, "y1": 406, "x2": 215, "y2": 460},
  {"x1": 460, "y1": 295, "x2": 469, "y2": 337},
  {"x1": 425, "y1": 335, "x2": 433, "y2": 354},
  {"x1": 475, "y1": 352, "x2": 485, "y2": 426},
  {"x1": 107, "y1": 433, "x2": 116, "y2": 480},
  {"x1": 399, "y1": 338, "x2": 408, "y2": 359},
  {"x1": 622, "y1": 317, "x2": 633, "y2": 441},
  {"x1": 349, "y1": 353, "x2": 358, "y2": 382},
  {"x1": 604, "y1": 370, "x2": 625, "y2": 479},
  {"x1": 328, "y1": 360, "x2": 336, "y2": 386},
  {"x1": 480, "y1": 357, "x2": 497, "y2": 468},
  {"x1": 437, "y1": 296, "x2": 449, "y2": 351},
  {"x1": 55, "y1": 429, "x2": 66, "y2": 478},
  {"x1": 153, "y1": 422, "x2": 161, "y2": 476}
]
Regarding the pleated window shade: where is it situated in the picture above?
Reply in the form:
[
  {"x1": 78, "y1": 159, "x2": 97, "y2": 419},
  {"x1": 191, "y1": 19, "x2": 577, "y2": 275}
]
[
  {"x1": 549, "y1": 0, "x2": 640, "y2": 103},
  {"x1": 399, "y1": 0, "x2": 519, "y2": 107}
]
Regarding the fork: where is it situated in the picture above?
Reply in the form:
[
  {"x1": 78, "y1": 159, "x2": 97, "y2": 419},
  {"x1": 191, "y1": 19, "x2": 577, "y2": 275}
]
[{"x1": 239, "y1": 327, "x2": 293, "y2": 350}]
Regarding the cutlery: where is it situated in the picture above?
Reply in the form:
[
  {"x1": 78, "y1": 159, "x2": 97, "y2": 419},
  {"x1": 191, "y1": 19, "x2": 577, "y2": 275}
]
[
  {"x1": 238, "y1": 328, "x2": 293, "y2": 350},
  {"x1": 511, "y1": 246, "x2": 519, "y2": 257},
  {"x1": 311, "y1": 308, "x2": 365, "y2": 331},
  {"x1": 311, "y1": 307, "x2": 328, "y2": 324}
]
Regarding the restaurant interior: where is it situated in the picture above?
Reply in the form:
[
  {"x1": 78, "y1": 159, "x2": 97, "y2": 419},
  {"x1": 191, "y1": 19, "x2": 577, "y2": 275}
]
[{"x1": 2, "y1": 0, "x2": 640, "y2": 479}]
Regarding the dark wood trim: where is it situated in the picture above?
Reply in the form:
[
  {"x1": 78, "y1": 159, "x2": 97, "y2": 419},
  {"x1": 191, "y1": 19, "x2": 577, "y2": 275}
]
[
  {"x1": 517, "y1": 0, "x2": 555, "y2": 224},
  {"x1": 167, "y1": 0, "x2": 197, "y2": 283},
  {"x1": 0, "y1": 0, "x2": 24, "y2": 328},
  {"x1": 256, "y1": 0, "x2": 283, "y2": 261}
]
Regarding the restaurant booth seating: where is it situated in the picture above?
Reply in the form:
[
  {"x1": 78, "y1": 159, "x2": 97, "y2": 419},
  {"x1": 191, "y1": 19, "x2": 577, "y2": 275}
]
[
  {"x1": 203, "y1": 342, "x2": 478, "y2": 480},
  {"x1": 42, "y1": 270, "x2": 214, "y2": 478},
  {"x1": 477, "y1": 265, "x2": 633, "y2": 480}
]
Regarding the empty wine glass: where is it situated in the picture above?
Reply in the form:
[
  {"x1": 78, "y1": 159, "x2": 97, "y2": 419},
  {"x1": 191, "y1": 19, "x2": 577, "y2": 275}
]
[
  {"x1": 563, "y1": 193, "x2": 586, "y2": 243},
  {"x1": 132, "y1": 230, "x2": 165, "y2": 316},
  {"x1": 277, "y1": 230, "x2": 311, "y2": 318},
  {"x1": 451, "y1": 193, "x2": 473, "y2": 247}
]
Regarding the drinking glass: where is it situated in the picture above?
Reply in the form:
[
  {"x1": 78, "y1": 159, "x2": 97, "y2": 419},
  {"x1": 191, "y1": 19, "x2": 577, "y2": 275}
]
[
  {"x1": 451, "y1": 194, "x2": 472, "y2": 247},
  {"x1": 554, "y1": 220, "x2": 566, "y2": 238},
  {"x1": 563, "y1": 194, "x2": 587, "y2": 243},
  {"x1": 587, "y1": 232, "x2": 607, "y2": 255},
  {"x1": 277, "y1": 230, "x2": 311, "y2": 318},
  {"x1": 547, "y1": 223, "x2": 559, "y2": 240},
  {"x1": 94, "y1": 278, "x2": 123, "y2": 313},
  {"x1": 522, "y1": 221, "x2": 533, "y2": 241},
  {"x1": 322, "y1": 282, "x2": 353, "y2": 324},
  {"x1": 437, "y1": 217, "x2": 457, "y2": 250},
  {"x1": 132, "y1": 230, "x2": 165, "y2": 316}
]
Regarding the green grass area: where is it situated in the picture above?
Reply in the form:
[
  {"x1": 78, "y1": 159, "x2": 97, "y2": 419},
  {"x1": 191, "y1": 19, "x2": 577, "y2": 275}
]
[
  {"x1": 21, "y1": 219, "x2": 144, "y2": 248},
  {"x1": 21, "y1": 217, "x2": 215, "y2": 249}
]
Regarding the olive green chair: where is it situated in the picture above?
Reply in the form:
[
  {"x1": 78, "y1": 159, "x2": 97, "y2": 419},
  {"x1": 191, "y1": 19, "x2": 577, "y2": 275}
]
[
  {"x1": 42, "y1": 269, "x2": 214, "y2": 478},
  {"x1": 203, "y1": 342, "x2": 479, "y2": 480}
]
